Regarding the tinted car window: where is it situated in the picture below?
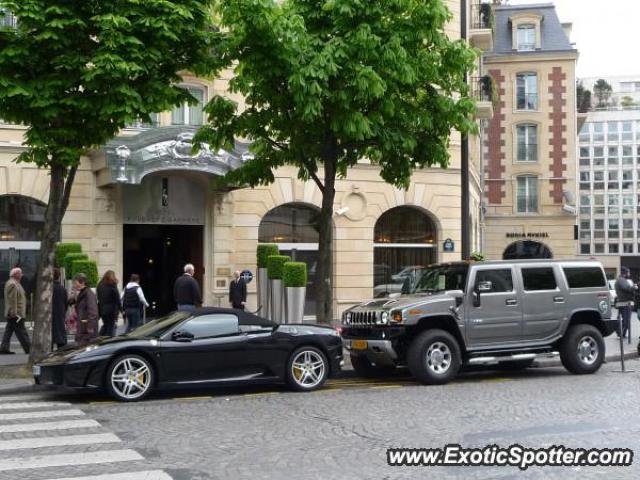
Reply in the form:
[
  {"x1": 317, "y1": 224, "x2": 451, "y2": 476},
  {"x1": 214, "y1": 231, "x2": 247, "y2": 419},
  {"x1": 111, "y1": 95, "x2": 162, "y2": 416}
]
[
  {"x1": 563, "y1": 267, "x2": 607, "y2": 288},
  {"x1": 475, "y1": 269, "x2": 513, "y2": 293},
  {"x1": 180, "y1": 314, "x2": 239, "y2": 339},
  {"x1": 522, "y1": 268, "x2": 557, "y2": 291}
]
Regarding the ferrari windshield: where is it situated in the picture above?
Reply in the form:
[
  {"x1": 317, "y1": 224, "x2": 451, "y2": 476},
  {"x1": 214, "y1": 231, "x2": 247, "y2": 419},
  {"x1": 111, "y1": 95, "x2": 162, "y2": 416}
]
[
  {"x1": 125, "y1": 311, "x2": 190, "y2": 338},
  {"x1": 412, "y1": 264, "x2": 469, "y2": 294}
]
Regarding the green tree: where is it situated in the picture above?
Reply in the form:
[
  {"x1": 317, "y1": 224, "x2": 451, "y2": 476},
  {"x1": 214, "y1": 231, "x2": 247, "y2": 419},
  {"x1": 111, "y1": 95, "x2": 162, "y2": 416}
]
[
  {"x1": 576, "y1": 81, "x2": 592, "y2": 113},
  {"x1": 593, "y1": 79, "x2": 613, "y2": 108},
  {"x1": 196, "y1": 0, "x2": 478, "y2": 323},
  {"x1": 621, "y1": 95, "x2": 636, "y2": 108},
  {"x1": 0, "y1": 0, "x2": 218, "y2": 362}
]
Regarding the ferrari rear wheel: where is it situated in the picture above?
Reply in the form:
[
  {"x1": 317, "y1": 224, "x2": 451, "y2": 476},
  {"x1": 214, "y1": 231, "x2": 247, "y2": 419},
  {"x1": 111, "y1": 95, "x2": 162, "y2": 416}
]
[
  {"x1": 106, "y1": 354, "x2": 154, "y2": 402},
  {"x1": 286, "y1": 346, "x2": 329, "y2": 391}
]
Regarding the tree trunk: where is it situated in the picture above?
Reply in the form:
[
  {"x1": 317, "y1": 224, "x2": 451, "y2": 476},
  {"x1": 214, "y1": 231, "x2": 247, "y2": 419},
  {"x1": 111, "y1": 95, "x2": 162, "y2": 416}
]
[
  {"x1": 29, "y1": 162, "x2": 77, "y2": 364},
  {"x1": 315, "y1": 153, "x2": 336, "y2": 325}
]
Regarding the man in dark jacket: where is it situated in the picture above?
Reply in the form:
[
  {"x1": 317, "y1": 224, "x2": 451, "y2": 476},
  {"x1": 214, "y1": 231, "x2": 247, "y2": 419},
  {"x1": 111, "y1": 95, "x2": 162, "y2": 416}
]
[
  {"x1": 229, "y1": 271, "x2": 247, "y2": 310},
  {"x1": 615, "y1": 266, "x2": 637, "y2": 338},
  {"x1": 51, "y1": 268, "x2": 68, "y2": 349},
  {"x1": 71, "y1": 273, "x2": 99, "y2": 345},
  {"x1": 174, "y1": 263, "x2": 202, "y2": 312}
]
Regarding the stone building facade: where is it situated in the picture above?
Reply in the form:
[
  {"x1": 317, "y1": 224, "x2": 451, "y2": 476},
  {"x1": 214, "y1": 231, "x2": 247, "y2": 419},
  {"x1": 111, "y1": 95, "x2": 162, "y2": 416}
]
[{"x1": 1, "y1": 1, "x2": 490, "y2": 320}]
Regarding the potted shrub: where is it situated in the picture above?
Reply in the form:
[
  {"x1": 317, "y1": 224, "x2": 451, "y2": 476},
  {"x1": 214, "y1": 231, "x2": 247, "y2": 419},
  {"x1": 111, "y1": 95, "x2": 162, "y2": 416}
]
[
  {"x1": 257, "y1": 244, "x2": 279, "y2": 318},
  {"x1": 267, "y1": 254, "x2": 290, "y2": 323},
  {"x1": 55, "y1": 242, "x2": 82, "y2": 268},
  {"x1": 64, "y1": 253, "x2": 89, "y2": 280},
  {"x1": 283, "y1": 262, "x2": 307, "y2": 324},
  {"x1": 70, "y1": 259, "x2": 99, "y2": 288}
]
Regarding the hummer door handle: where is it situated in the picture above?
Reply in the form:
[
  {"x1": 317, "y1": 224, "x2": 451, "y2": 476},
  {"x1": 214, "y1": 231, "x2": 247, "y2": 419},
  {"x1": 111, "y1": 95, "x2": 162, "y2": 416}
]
[
  {"x1": 505, "y1": 299, "x2": 518, "y2": 306},
  {"x1": 553, "y1": 296, "x2": 565, "y2": 303}
]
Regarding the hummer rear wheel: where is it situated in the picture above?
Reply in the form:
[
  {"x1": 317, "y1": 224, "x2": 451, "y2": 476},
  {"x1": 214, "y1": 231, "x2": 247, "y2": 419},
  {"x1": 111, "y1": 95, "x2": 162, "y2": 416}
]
[{"x1": 407, "y1": 329, "x2": 461, "y2": 385}]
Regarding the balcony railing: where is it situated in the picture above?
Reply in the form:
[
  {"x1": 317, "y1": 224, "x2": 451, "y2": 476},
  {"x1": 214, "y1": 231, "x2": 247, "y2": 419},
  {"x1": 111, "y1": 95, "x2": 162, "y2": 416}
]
[
  {"x1": 516, "y1": 93, "x2": 538, "y2": 110},
  {"x1": 517, "y1": 144, "x2": 538, "y2": 162},
  {"x1": 471, "y1": 1, "x2": 493, "y2": 30},
  {"x1": 471, "y1": 76, "x2": 495, "y2": 103}
]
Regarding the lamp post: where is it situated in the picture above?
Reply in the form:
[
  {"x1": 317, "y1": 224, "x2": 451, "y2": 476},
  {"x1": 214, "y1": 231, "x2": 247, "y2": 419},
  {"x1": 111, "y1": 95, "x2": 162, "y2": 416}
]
[{"x1": 115, "y1": 145, "x2": 131, "y2": 183}]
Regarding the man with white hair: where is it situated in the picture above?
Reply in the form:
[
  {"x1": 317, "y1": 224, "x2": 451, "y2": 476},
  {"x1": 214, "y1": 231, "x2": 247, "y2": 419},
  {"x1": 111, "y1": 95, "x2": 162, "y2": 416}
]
[
  {"x1": 0, "y1": 267, "x2": 31, "y2": 354},
  {"x1": 173, "y1": 263, "x2": 202, "y2": 312}
]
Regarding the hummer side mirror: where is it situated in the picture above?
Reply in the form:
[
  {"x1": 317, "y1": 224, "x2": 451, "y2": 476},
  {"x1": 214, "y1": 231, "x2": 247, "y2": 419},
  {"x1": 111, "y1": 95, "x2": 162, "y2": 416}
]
[{"x1": 473, "y1": 281, "x2": 492, "y2": 308}]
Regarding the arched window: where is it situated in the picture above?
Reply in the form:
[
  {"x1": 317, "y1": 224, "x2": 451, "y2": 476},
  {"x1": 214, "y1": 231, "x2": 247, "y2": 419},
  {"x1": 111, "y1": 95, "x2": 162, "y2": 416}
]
[
  {"x1": 373, "y1": 206, "x2": 437, "y2": 297},
  {"x1": 503, "y1": 240, "x2": 553, "y2": 259},
  {"x1": 0, "y1": 195, "x2": 51, "y2": 318},
  {"x1": 259, "y1": 203, "x2": 320, "y2": 317}
]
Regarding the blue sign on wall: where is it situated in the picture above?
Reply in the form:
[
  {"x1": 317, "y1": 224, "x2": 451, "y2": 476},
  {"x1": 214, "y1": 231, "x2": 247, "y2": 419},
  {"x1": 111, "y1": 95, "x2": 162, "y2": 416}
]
[
  {"x1": 443, "y1": 238, "x2": 455, "y2": 252},
  {"x1": 241, "y1": 269, "x2": 254, "y2": 284}
]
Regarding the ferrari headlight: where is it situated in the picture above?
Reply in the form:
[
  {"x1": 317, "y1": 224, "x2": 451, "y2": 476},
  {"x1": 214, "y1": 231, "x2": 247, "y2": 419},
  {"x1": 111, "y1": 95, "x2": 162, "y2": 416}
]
[{"x1": 84, "y1": 345, "x2": 99, "y2": 353}]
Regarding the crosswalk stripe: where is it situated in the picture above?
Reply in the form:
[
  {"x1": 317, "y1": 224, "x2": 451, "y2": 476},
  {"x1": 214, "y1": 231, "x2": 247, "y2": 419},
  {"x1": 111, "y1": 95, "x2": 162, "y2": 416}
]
[
  {"x1": 0, "y1": 401, "x2": 71, "y2": 411},
  {"x1": 0, "y1": 394, "x2": 47, "y2": 402},
  {"x1": 0, "y1": 408, "x2": 85, "y2": 421},
  {"x1": 0, "y1": 419, "x2": 99, "y2": 433},
  {"x1": 0, "y1": 432, "x2": 120, "y2": 451},
  {"x1": 46, "y1": 470, "x2": 173, "y2": 480},
  {"x1": 0, "y1": 449, "x2": 143, "y2": 471}
]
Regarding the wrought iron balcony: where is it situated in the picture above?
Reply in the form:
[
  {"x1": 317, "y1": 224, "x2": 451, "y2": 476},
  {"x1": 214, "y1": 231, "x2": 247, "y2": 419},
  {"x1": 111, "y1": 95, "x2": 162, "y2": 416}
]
[
  {"x1": 470, "y1": 2, "x2": 494, "y2": 50},
  {"x1": 471, "y1": 76, "x2": 495, "y2": 119}
]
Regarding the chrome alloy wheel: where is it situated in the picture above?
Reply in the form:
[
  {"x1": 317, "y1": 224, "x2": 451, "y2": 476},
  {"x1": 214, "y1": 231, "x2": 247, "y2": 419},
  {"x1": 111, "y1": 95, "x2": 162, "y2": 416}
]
[
  {"x1": 291, "y1": 350, "x2": 326, "y2": 389},
  {"x1": 577, "y1": 336, "x2": 599, "y2": 365},
  {"x1": 426, "y1": 341, "x2": 452, "y2": 375},
  {"x1": 110, "y1": 357, "x2": 152, "y2": 400}
]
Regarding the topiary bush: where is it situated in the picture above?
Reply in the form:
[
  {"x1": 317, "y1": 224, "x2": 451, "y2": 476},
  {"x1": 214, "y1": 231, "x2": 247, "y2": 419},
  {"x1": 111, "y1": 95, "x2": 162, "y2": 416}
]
[
  {"x1": 64, "y1": 253, "x2": 88, "y2": 278},
  {"x1": 267, "y1": 255, "x2": 291, "y2": 280},
  {"x1": 55, "y1": 243, "x2": 82, "y2": 268},
  {"x1": 283, "y1": 262, "x2": 307, "y2": 288},
  {"x1": 257, "y1": 244, "x2": 279, "y2": 269},
  {"x1": 70, "y1": 259, "x2": 99, "y2": 288},
  {"x1": 470, "y1": 251, "x2": 486, "y2": 262}
]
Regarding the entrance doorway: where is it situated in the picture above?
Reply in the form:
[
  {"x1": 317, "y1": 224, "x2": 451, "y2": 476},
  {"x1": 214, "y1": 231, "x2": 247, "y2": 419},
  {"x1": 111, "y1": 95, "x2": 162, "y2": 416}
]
[{"x1": 123, "y1": 225, "x2": 203, "y2": 318}]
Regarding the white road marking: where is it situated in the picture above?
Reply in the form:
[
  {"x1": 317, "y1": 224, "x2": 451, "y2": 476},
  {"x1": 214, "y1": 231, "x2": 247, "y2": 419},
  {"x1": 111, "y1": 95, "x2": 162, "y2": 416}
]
[
  {"x1": 0, "y1": 408, "x2": 85, "y2": 421},
  {"x1": 0, "y1": 418, "x2": 99, "y2": 433},
  {"x1": 0, "y1": 449, "x2": 143, "y2": 471},
  {"x1": 47, "y1": 471, "x2": 174, "y2": 480},
  {"x1": 0, "y1": 432, "x2": 120, "y2": 451},
  {"x1": 0, "y1": 394, "x2": 45, "y2": 402},
  {"x1": 0, "y1": 401, "x2": 71, "y2": 410}
]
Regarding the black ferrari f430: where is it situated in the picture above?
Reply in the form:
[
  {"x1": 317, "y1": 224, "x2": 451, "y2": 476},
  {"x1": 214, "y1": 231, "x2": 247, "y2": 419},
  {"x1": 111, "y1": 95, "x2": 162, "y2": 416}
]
[{"x1": 34, "y1": 308, "x2": 343, "y2": 401}]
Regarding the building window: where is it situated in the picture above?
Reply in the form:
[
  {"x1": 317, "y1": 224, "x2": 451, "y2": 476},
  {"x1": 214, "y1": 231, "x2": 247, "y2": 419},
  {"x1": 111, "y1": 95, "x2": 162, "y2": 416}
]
[
  {"x1": 0, "y1": 8, "x2": 17, "y2": 28},
  {"x1": 516, "y1": 124, "x2": 537, "y2": 162},
  {"x1": 171, "y1": 86, "x2": 205, "y2": 126},
  {"x1": 516, "y1": 73, "x2": 538, "y2": 110},
  {"x1": 580, "y1": 244, "x2": 590, "y2": 254},
  {"x1": 609, "y1": 244, "x2": 619, "y2": 254},
  {"x1": 592, "y1": 122, "x2": 604, "y2": 143},
  {"x1": 607, "y1": 122, "x2": 620, "y2": 143},
  {"x1": 373, "y1": 207, "x2": 437, "y2": 297},
  {"x1": 517, "y1": 24, "x2": 536, "y2": 51},
  {"x1": 608, "y1": 171, "x2": 619, "y2": 191},
  {"x1": 516, "y1": 176, "x2": 538, "y2": 213},
  {"x1": 624, "y1": 244, "x2": 634, "y2": 253},
  {"x1": 593, "y1": 171, "x2": 604, "y2": 190},
  {"x1": 622, "y1": 121, "x2": 633, "y2": 142}
]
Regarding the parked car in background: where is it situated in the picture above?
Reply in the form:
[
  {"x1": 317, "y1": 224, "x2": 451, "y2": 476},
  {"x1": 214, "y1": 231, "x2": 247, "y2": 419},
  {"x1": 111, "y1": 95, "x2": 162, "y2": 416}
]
[
  {"x1": 34, "y1": 308, "x2": 343, "y2": 401},
  {"x1": 374, "y1": 267, "x2": 426, "y2": 298},
  {"x1": 608, "y1": 279, "x2": 617, "y2": 305}
]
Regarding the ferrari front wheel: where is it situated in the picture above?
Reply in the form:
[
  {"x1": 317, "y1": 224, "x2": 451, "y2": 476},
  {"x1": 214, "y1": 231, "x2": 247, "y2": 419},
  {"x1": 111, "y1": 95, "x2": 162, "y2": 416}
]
[
  {"x1": 286, "y1": 346, "x2": 329, "y2": 392},
  {"x1": 106, "y1": 354, "x2": 154, "y2": 402}
]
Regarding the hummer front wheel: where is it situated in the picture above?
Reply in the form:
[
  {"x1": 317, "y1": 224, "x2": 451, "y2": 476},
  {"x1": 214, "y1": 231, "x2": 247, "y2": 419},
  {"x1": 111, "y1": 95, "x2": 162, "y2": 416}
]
[{"x1": 407, "y1": 329, "x2": 461, "y2": 385}]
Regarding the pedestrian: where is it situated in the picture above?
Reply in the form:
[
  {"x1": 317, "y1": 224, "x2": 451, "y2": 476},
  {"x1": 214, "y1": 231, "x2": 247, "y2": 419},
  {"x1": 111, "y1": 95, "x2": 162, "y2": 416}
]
[
  {"x1": 97, "y1": 270, "x2": 121, "y2": 337},
  {"x1": 121, "y1": 273, "x2": 149, "y2": 333},
  {"x1": 229, "y1": 270, "x2": 247, "y2": 310},
  {"x1": 0, "y1": 267, "x2": 31, "y2": 354},
  {"x1": 71, "y1": 273, "x2": 99, "y2": 345},
  {"x1": 174, "y1": 263, "x2": 202, "y2": 312},
  {"x1": 614, "y1": 266, "x2": 637, "y2": 339},
  {"x1": 51, "y1": 268, "x2": 68, "y2": 350}
]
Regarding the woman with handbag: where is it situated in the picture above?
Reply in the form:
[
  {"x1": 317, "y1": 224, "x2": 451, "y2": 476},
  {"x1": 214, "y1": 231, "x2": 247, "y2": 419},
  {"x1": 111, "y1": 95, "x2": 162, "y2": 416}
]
[
  {"x1": 70, "y1": 273, "x2": 99, "y2": 345},
  {"x1": 97, "y1": 270, "x2": 121, "y2": 337}
]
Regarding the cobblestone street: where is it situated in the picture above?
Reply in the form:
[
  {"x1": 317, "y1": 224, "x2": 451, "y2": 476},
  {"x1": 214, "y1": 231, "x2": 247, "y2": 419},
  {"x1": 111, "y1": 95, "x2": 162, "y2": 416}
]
[{"x1": 0, "y1": 360, "x2": 639, "y2": 479}]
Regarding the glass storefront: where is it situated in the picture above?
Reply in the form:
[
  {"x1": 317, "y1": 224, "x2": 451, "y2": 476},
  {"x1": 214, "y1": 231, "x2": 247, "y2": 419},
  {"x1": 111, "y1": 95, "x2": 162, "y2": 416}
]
[{"x1": 373, "y1": 206, "x2": 437, "y2": 297}]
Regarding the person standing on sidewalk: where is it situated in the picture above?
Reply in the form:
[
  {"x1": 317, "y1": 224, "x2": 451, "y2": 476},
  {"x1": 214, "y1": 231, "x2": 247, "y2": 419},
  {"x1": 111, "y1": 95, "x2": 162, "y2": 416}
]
[
  {"x1": 229, "y1": 271, "x2": 247, "y2": 310},
  {"x1": 121, "y1": 274, "x2": 149, "y2": 333},
  {"x1": 174, "y1": 263, "x2": 202, "y2": 312},
  {"x1": 0, "y1": 267, "x2": 30, "y2": 354},
  {"x1": 51, "y1": 268, "x2": 68, "y2": 350},
  {"x1": 97, "y1": 270, "x2": 121, "y2": 337},
  {"x1": 71, "y1": 273, "x2": 99, "y2": 345},
  {"x1": 615, "y1": 266, "x2": 637, "y2": 339}
]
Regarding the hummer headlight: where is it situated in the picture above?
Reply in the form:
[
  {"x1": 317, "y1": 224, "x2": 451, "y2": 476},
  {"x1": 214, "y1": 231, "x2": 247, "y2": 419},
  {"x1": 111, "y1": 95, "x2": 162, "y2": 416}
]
[
  {"x1": 344, "y1": 312, "x2": 352, "y2": 324},
  {"x1": 379, "y1": 312, "x2": 389, "y2": 325}
]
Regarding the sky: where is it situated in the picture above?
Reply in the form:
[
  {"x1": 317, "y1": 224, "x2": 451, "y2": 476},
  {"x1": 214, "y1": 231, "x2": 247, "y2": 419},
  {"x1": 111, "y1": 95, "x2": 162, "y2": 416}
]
[{"x1": 507, "y1": 0, "x2": 639, "y2": 78}]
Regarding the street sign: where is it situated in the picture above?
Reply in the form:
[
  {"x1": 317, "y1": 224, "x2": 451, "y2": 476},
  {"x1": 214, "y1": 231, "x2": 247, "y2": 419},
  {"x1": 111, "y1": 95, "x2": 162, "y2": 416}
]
[
  {"x1": 241, "y1": 269, "x2": 254, "y2": 284},
  {"x1": 443, "y1": 238, "x2": 455, "y2": 252}
]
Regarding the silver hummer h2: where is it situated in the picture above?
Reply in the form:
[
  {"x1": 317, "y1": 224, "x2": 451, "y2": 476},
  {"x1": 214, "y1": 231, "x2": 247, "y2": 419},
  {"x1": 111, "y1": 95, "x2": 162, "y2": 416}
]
[{"x1": 341, "y1": 260, "x2": 617, "y2": 384}]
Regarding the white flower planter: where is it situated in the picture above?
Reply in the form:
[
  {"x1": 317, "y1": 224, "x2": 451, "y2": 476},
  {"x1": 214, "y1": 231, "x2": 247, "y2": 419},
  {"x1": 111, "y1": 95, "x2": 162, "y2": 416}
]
[{"x1": 285, "y1": 286, "x2": 306, "y2": 324}]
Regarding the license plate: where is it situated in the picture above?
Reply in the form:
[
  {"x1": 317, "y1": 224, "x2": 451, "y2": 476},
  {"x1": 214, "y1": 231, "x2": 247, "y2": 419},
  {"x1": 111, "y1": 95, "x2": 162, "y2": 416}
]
[
  {"x1": 32, "y1": 366, "x2": 41, "y2": 376},
  {"x1": 351, "y1": 340, "x2": 368, "y2": 350}
]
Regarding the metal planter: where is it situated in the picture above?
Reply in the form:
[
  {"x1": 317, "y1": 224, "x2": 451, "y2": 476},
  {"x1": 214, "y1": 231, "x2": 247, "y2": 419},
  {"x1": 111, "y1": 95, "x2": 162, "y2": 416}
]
[
  {"x1": 270, "y1": 279, "x2": 284, "y2": 323},
  {"x1": 285, "y1": 287, "x2": 306, "y2": 324},
  {"x1": 257, "y1": 268, "x2": 269, "y2": 318}
]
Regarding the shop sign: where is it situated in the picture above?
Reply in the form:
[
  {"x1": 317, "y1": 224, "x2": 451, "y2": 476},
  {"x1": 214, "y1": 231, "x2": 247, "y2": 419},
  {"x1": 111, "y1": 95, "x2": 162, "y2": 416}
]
[{"x1": 505, "y1": 232, "x2": 550, "y2": 239}]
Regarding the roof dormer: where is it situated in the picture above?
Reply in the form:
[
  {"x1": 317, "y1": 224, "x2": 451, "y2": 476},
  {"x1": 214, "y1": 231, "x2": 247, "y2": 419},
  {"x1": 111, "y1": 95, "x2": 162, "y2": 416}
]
[{"x1": 510, "y1": 13, "x2": 543, "y2": 52}]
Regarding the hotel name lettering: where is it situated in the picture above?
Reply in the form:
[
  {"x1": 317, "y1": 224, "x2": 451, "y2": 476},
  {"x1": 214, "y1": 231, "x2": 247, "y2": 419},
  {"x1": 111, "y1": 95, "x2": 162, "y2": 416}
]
[
  {"x1": 505, "y1": 232, "x2": 550, "y2": 239},
  {"x1": 124, "y1": 215, "x2": 203, "y2": 225}
]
